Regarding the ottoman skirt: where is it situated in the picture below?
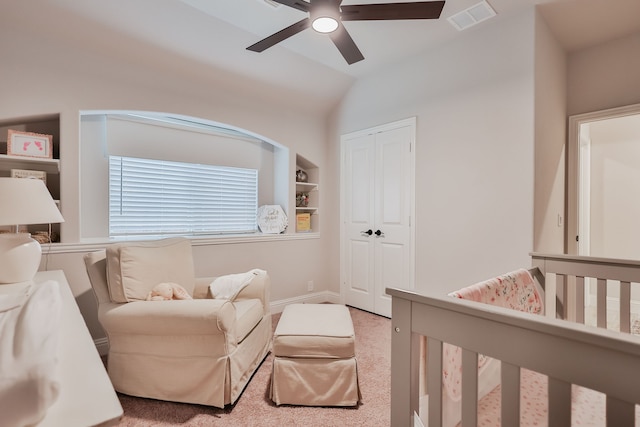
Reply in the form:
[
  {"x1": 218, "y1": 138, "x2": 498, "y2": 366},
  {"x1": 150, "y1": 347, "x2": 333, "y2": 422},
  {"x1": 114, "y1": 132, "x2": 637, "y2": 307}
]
[{"x1": 270, "y1": 304, "x2": 361, "y2": 406}]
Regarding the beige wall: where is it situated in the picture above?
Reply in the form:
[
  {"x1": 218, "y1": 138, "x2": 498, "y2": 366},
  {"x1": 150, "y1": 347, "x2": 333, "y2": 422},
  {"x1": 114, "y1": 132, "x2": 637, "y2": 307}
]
[
  {"x1": 0, "y1": 6, "x2": 336, "y2": 341},
  {"x1": 567, "y1": 33, "x2": 640, "y2": 116},
  {"x1": 5, "y1": 1, "x2": 635, "y2": 344},
  {"x1": 331, "y1": 9, "x2": 537, "y2": 295},
  {"x1": 533, "y1": 10, "x2": 567, "y2": 253}
]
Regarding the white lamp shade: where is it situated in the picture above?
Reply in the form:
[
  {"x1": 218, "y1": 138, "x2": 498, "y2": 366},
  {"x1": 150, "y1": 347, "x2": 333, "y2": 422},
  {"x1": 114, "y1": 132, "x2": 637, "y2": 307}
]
[
  {"x1": 0, "y1": 178, "x2": 64, "y2": 283},
  {"x1": 0, "y1": 178, "x2": 64, "y2": 226}
]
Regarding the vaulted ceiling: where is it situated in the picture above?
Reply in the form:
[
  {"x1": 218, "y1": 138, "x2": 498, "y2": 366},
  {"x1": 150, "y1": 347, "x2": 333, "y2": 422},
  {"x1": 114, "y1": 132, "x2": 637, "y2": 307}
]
[{"x1": 4, "y1": 0, "x2": 640, "y2": 112}]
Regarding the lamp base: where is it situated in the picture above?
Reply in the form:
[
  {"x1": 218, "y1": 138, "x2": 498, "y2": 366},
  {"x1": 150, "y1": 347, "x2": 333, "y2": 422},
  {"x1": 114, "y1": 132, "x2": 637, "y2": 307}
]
[{"x1": 0, "y1": 233, "x2": 42, "y2": 284}]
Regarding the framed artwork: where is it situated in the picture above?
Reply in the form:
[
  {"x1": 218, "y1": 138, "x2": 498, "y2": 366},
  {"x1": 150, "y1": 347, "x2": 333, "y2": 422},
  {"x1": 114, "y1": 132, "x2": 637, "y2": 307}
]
[
  {"x1": 257, "y1": 205, "x2": 288, "y2": 234},
  {"x1": 10, "y1": 168, "x2": 47, "y2": 184},
  {"x1": 7, "y1": 129, "x2": 53, "y2": 159}
]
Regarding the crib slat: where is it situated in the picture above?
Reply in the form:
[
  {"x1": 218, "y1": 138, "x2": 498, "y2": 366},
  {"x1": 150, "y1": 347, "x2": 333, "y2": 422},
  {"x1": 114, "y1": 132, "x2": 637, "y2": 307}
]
[
  {"x1": 597, "y1": 278, "x2": 607, "y2": 328},
  {"x1": 501, "y1": 362, "x2": 520, "y2": 426},
  {"x1": 461, "y1": 349, "x2": 478, "y2": 427},
  {"x1": 619, "y1": 281, "x2": 631, "y2": 334},
  {"x1": 426, "y1": 337, "x2": 443, "y2": 427},
  {"x1": 606, "y1": 396, "x2": 635, "y2": 426},
  {"x1": 548, "y1": 378, "x2": 571, "y2": 427},
  {"x1": 575, "y1": 276, "x2": 585, "y2": 324},
  {"x1": 556, "y1": 274, "x2": 567, "y2": 319}
]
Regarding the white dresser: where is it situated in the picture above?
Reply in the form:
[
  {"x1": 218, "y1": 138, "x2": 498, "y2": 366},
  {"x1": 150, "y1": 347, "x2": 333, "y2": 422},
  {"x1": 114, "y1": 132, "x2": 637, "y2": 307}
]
[{"x1": 1, "y1": 270, "x2": 123, "y2": 427}]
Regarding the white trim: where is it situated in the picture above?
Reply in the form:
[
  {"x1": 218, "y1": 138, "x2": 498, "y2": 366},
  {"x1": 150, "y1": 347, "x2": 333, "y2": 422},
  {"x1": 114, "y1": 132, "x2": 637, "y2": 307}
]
[
  {"x1": 40, "y1": 232, "x2": 320, "y2": 254},
  {"x1": 339, "y1": 117, "x2": 417, "y2": 313},
  {"x1": 94, "y1": 337, "x2": 110, "y2": 356},
  {"x1": 269, "y1": 291, "x2": 341, "y2": 314},
  {"x1": 567, "y1": 102, "x2": 640, "y2": 254}
]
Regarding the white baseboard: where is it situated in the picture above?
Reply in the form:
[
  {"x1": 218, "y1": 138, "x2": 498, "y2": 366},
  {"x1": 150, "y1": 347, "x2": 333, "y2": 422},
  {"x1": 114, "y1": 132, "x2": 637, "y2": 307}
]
[
  {"x1": 270, "y1": 291, "x2": 341, "y2": 314},
  {"x1": 95, "y1": 337, "x2": 109, "y2": 356},
  {"x1": 93, "y1": 291, "x2": 342, "y2": 353}
]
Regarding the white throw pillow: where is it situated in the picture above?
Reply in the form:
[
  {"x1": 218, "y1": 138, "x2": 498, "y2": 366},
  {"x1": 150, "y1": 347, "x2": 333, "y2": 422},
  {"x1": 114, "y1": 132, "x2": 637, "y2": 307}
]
[{"x1": 209, "y1": 269, "x2": 263, "y2": 301}]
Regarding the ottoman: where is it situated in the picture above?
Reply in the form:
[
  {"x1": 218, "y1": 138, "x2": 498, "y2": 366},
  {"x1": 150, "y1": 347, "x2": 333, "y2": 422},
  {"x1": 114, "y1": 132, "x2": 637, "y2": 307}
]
[{"x1": 270, "y1": 304, "x2": 361, "y2": 406}]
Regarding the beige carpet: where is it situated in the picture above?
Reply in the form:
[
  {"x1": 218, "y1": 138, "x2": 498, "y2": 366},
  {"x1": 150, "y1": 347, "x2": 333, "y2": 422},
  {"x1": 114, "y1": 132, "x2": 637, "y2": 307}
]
[{"x1": 110, "y1": 306, "x2": 391, "y2": 426}]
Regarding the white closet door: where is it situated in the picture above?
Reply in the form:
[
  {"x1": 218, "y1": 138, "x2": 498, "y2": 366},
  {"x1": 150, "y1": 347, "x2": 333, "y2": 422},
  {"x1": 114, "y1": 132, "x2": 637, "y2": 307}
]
[
  {"x1": 341, "y1": 119, "x2": 414, "y2": 317},
  {"x1": 373, "y1": 126, "x2": 413, "y2": 317},
  {"x1": 343, "y1": 133, "x2": 376, "y2": 313}
]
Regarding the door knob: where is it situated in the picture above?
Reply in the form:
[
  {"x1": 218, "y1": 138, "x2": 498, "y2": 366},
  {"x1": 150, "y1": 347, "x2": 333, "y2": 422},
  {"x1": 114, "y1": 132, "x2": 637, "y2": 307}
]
[
  {"x1": 375, "y1": 229, "x2": 385, "y2": 237},
  {"x1": 361, "y1": 229, "x2": 373, "y2": 236}
]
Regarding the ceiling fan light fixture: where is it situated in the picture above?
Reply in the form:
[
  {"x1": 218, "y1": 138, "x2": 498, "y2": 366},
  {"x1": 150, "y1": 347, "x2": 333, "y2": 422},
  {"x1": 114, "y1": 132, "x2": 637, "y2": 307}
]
[
  {"x1": 312, "y1": 16, "x2": 339, "y2": 33},
  {"x1": 310, "y1": 1, "x2": 340, "y2": 34}
]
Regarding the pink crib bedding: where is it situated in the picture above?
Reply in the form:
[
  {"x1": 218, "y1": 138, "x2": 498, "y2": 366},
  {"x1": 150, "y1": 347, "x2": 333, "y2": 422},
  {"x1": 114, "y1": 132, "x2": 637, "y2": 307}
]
[
  {"x1": 473, "y1": 368, "x2": 640, "y2": 427},
  {"x1": 439, "y1": 269, "x2": 640, "y2": 427}
]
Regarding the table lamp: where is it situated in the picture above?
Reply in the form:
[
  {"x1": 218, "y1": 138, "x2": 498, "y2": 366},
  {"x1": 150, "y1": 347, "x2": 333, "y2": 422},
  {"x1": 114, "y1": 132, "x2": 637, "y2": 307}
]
[{"x1": 0, "y1": 177, "x2": 64, "y2": 283}]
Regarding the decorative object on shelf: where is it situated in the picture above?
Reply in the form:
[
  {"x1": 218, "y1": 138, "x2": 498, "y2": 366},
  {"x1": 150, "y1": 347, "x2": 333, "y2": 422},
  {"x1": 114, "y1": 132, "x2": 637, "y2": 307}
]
[
  {"x1": 296, "y1": 213, "x2": 311, "y2": 232},
  {"x1": 257, "y1": 205, "x2": 288, "y2": 234},
  {"x1": 296, "y1": 169, "x2": 308, "y2": 183},
  {"x1": 296, "y1": 192, "x2": 310, "y2": 207},
  {"x1": 31, "y1": 231, "x2": 60, "y2": 244},
  {"x1": 0, "y1": 178, "x2": 65, "y2": 284},
  {"x1": 10, "y1": 168, "x2": 47, "y2": 184},
  {"x1": 7, "y1": 130, "x2": 53, "y2": 159}
]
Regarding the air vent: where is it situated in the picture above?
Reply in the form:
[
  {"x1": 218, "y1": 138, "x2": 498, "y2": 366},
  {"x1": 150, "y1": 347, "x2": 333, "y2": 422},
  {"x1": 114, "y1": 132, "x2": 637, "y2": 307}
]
[
  {"x1": 261, "y1": 0, "x2": 282, "y2": 8},
  {"x1": 448, "y1": 0, "x2": 496, "y2": 31}
]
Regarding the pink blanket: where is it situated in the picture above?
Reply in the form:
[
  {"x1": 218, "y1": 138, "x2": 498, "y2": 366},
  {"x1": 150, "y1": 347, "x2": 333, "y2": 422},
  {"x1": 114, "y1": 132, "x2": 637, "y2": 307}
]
[
  {"x1": 442, "y1": 269, "x2": 640, "y2": 426},
  {"x1": 449, "y1": 268, "x2": 542, "y2": 314},
  {"x1": 443, "y1": 269, "x2": 542, "y2": 401}
]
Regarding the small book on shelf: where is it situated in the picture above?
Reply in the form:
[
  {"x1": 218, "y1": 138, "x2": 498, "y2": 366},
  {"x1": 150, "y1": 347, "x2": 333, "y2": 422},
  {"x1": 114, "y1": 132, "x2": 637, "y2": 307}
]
[{"x1": 296, "y1": 213, "x2": 311, "y2": 232}]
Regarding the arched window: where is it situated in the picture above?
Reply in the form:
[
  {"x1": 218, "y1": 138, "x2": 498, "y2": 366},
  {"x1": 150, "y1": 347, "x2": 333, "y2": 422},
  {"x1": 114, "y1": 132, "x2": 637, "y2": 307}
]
[{"x1": 80, "y1": 111, "x2": 288, "y2": 240}]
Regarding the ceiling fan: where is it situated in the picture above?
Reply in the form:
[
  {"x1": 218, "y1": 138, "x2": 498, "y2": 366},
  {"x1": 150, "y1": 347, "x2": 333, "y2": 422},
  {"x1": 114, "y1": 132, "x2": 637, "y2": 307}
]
[{"x1": 247, "y1": 0, "x2": 446, "y2": 65}]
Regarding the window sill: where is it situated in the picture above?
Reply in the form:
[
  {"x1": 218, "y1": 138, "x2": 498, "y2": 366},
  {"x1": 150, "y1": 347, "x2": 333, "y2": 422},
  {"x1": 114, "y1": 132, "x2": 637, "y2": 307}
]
[{"x1": 41, "y1": 232, "x2": 320, "y2": 254}]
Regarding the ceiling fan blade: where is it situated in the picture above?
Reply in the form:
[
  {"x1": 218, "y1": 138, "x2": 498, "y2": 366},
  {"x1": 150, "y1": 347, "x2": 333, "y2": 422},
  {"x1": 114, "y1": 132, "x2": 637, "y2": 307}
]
[
  {"x1": 329, "y1": 23, "x2": 364, "y2": 65},
  {"x1": 247, "y1": 18, "x2": 311, "y2": 52},
  {"x1": 341, "y1": 1, "x2": 445, "y2": 21},
  {"x1": 270, "y1": 0, "x2": 310, "y2": 12}
]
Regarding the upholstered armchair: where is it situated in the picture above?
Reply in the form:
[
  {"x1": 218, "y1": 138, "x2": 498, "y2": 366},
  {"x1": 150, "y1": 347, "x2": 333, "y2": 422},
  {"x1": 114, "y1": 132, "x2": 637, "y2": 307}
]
[{"x1": 84, "y1": 237, "x2": 271, "y2": 408}]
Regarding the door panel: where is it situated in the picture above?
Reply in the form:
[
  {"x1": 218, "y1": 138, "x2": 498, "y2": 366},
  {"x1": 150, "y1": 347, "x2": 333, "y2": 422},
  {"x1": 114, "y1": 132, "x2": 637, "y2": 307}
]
[
  {"x1": 344, "y1": 135, "x2": 376, "y2": 311},
  {"x1": 349, "y1": 240, "x2": 373, "y2": 294},
  {"x1": 376, "y1": 241, "x2": 406, "y2": 317},
  {"x1": 342, "y1": 119, "x2": 414, "y2": 317},
  {"x1": 374, "y1": 126, "x2": 412, "y2": 317}
]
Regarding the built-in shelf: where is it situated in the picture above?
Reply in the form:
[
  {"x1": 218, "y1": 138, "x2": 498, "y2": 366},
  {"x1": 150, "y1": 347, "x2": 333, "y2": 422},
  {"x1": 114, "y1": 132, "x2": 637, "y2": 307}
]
[
  {"x1": 0, "y1": 154, "x2": 60, "y2": 174},
  {"x1": 295, "y1": 181, "x2": 318, "y2": 191},
  {"x1": 0, "y1": 115, "x2": 61, "y2": 241},
  {"x1": 296, "y1": 206, "x2": 318, "y2": 213},
  {"x1": 295, "y1": 154, "x2": 319, "y2": 233}
]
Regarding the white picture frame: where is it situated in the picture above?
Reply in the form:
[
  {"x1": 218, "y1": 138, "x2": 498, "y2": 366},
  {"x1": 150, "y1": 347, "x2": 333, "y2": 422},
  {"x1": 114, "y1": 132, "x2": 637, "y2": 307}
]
[
  {"x1": 10, "y1": 168, "x2": 47, "y2": 184},
  {"x1": 257, "y1": 205, "x2": 288, "y2": 234},
  {"x1": 7, "y1": 129, "x2": 53, "y2": 159}
]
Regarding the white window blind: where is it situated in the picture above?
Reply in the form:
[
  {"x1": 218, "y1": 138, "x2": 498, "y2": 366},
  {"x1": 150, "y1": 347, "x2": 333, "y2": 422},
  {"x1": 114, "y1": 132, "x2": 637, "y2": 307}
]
[{"x1": 109, "y1": 156, "x2": 258, "y2": 237}]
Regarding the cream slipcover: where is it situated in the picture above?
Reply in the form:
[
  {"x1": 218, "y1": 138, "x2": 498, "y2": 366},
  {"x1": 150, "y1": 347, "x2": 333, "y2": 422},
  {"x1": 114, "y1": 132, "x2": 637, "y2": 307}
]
[
  {"x1": 84, "y1": 237, "x2": 272, "y2": 408},
  {"x1": 270, "y1": 304, "x2": 361, "y2": 406}
]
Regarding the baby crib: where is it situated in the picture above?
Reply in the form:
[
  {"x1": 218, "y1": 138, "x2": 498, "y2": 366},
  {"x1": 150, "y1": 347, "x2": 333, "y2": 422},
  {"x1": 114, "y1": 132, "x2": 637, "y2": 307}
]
[{"x1": 387, "y1": 253, "x2": 640, "y2": 427}]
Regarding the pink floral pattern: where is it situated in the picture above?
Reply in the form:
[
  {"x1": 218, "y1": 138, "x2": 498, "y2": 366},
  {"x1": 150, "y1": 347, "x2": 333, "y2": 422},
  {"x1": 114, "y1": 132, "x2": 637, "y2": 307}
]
[
  {"x1": 443, "y1": 269, "x2": 542, "y2": 401},
  {"x1": 449, "y1": 268, "x2": 542, "y2": 314},
  {"x1": 441, "y1": 269, "x2": 640, "y2": 426},
  {"x1": 472, "y1": 368, "x2": 635, "y2": 427}
]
